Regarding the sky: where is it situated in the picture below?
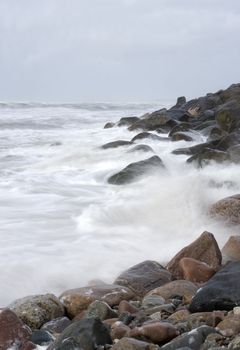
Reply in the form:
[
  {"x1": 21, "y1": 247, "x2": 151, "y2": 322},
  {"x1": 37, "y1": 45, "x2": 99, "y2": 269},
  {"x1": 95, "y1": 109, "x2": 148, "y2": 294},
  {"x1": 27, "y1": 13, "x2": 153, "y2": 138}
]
[{"x1": 0, "y1": 0, "x2": 240, "y2": 102}]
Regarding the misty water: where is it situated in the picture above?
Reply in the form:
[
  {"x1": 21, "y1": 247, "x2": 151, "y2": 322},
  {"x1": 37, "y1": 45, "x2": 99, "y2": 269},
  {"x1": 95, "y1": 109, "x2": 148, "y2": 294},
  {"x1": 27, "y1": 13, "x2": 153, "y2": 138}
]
[{"x1": 0, "y1": 102, "x2": 240, "y2": 306}]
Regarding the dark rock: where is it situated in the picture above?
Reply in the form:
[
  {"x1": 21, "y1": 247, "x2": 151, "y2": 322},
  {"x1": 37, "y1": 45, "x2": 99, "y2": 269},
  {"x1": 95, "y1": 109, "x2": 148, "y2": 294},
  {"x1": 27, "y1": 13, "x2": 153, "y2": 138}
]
[
  {"x1": 189, "y1": 261, "x2": 240, "y2": 312},
  {"x1": 161, "y1": 325, "x2": 217, "y2": 350},
  {"x1": 118, "y1": 117, "x2": 140, "y2": 127},
  {"x1": 131, "y1": 132, "x2": 168, "y2": 143},
  {"x1": 168, "y1": 123, "x2": 192, "y2": 137},
  {"x1": 127, "y1": 144, "x2": 155, "y2": 153},
  {"x1": 172, "y1": 140, "x2": 219, "y2": 156},
  {"x1": 114, "y1": 260, "x2": 172, "y2": 297},
  {"x1": 104, "y1": 122, "x2": 115, "y2": 129},
  {"x1": 108, "y1": 156, "x2": 165, "y2": 185},
  {"x1": 60, "y1": 284, "x2": 134, "y2": 318},
  {"x1": 215, "y1": 100, "x2": 240, "y2": 132},
  {"x1": 209, "y1": 194, "x2": 240, "y2": 225},
  {"x1": 0, "y1": 309, "x2": 32, "y2": 350},
  {"x1": 228, "y1": 144, "x2": 240, "y2": 163},
  {"x1": 31, "y1": 330, "x2": 54, "y2": 346},
  {"x1": 216, "y1": 132, "x2": 240, "y2": 151},
  {"x1": 8, "y1": 294, "x2": 65, "y2": 330},
  {"x1": 101, "y1": 140, "x2": 132, "y2": 149},
  {"x1": 187, "y1": 148, "x2": 229, "y2": 167},
  {"x1": 128, "y1": 111, "x2": 177, "y2": 132},
  {"x1": 167, "y1": 231, "x2": 222, "y2": 279},
  {"x1": 41, "y1": 317, "x2": 71, "y2": 335},
  {"x1": 85, "y1": 300, "x2": 118, "y2": 320},
  {"x1": 175, "y1": 96, "x2": 187, "y2": 108},
  {"x1": 47, "y1": 318, "x2": 112, "y2": 350}
]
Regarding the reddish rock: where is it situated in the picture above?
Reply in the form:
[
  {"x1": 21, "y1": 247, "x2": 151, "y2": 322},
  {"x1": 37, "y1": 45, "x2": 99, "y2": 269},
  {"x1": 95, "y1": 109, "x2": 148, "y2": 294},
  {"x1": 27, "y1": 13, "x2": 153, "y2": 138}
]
[
  {"x1": 179, "y1": 257, "x2": 216, "y2": 283},
  {"x1": 111, "y1": 321, "x2": 130, "y2": 340},
  {"x1": 111, "y1": 337, "x2": 157, "y2": 349},
  {"x1": 166, "y1": 231, "x2": 222, "y2": 279},
  {"x1": 0, "y1": 309, "x2": 33, "y2": 350},
  {"x1": 60, "y1": 284, "x2": 134, "y2": 318},
  {"x1": 147, "y1": 280, "x2": 198, "y2": 304},
  {"x1": 118, "y1": 300, "x2": 139, "y2": 315},
  {"x1": 129, "y1": 322, "x2": 179, "y2": 343},
  {"x1": 222, "y1": 235, "x2": 240, "y2": 262},
  {"x1": 209, "y1": 194, "x2": 240, "y2": 225},
  {"x1": 114, "y1": 260, "x2": 172, "y2": 297}
]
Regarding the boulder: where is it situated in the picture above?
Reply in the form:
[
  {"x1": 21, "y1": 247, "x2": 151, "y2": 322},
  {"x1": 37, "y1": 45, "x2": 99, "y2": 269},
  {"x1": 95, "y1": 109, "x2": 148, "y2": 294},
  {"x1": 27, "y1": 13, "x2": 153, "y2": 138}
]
[
  {"x1": 166, "y1": 231, "x2": 222, "y2": 279},
  {"x1": 215, "y1": 100, "x2": 240, "y2": 132},
  {"x1": 41, "y1": 317, "x2": 71, "y2": 335},
  {"x1": 216, "y1": 314, "x2": 240, "y2": 337},
  {"x1": 101, "y1": 140, "x2": 132, "y2": 149},
  {"x1": 222, "y1": 235, "x2": 240, "y2": 263},
  {"x1": 0, "y1": 309, "x2": 33, "y2": 350},
  {"x1": 131, "y1": 132, "x2": 167, "y2": 142},
  {"x1": 171, "y1": 132, "x2": 194, "y2": 142},
  {"x1": 128, "y1": 111, "x2": 177, "y2": 132},
  {"x1": 60, "y1": 284, "x2": 134, "y2": 318},
  {"x1": 189, "y1": 261, "x2": 240, "y2": 312},
  {"x1": 118, "y1": 117, "x2": 140, "y2": 127},
  {"x1": 114, "y1": 260, "x2": 172, "y2": 297},
  {"x1": 179, "y1": 258, "x2": 216, "y2": 283},
  {"x1": 108, "y1": 156, "x2": 165, "y2": 185},
  {"x1": 47, "y1": 318, "x2": 112, "y2": 350},
  {"x1": 8, "y1": 294, "x2": 64, "y2": 330},
  {"x1": 209, "y1": 194, "x2": 240, "y2": 225},
  {"x1": 104, "y1": 122, "x2": 115, "y2": 129},
  {"x1": 147, "y1": 280, "x2": 198, "y2": 304},
  {"x1": 129, "y1": 322, "x2": 179, "y2": 344},
  {"x1": 187, "y1": 148, "x2": 229, "y2": 167},
  {"x1": 168, "y1": 122, "x2": 192, "y2": 137},
  {"x1": 216, "y1": 131, "x2": 240, "y2": 151},
  {"x1": 85, "y1": 300, "x2": 118, "y2": 320}
]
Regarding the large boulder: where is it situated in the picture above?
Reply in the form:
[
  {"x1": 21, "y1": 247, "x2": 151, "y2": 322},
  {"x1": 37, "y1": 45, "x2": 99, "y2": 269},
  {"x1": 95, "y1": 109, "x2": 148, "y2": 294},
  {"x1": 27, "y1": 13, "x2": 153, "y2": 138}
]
[
  {"x1": 114, "y1": 260, "x2": 172, "y2": 297},
  {"x1": 107, "y1": 156, "x2": 165, "y2": 185},
  {"x1": 209, "y1": 194, "x2": 240, "y2": 225},
  {"x1": 189, "y1": 261, "x2": 240, "y2": 312},
  {"x1": 47, "y1": 318, "x2": 112, "y2": 350},
  {"x1": 8, "y1": 294, "x2": 65, "y2": 330},
  {"x1": 179, "y1": 258, "x2": 216, "y2": 283},
  {"x1": 166, "y1": 232, "x2": 222, "y2": 279},
  {"x1": 222, "y1": 236, "x2": 240, "y2": 263},
  {"x1": 0, "y1": 309, "x2": 34, "y2": 350},
  {"x1": 128, "y1": 110, "x2": 177, "y2": 132},
  {"x1": 59, "y1": 284, "x2": 134, "y2": 318},
  {"x1": 118, "y1": 116, "x2": 140, "y2": 127}
]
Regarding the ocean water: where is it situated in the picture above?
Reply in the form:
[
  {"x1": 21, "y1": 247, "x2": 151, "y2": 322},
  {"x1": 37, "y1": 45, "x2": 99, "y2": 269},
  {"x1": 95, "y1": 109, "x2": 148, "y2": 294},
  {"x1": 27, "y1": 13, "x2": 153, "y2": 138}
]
[{"x1": 0, "y1": 102, "x2": 240, "y2": 306}]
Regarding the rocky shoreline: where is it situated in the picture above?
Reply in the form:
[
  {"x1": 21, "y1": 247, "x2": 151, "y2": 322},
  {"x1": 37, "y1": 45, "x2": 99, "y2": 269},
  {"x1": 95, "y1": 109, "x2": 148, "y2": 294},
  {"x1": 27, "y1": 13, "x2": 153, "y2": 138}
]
[{"x1": 2, "y1": 84, "x2": 240, "y2": 350}]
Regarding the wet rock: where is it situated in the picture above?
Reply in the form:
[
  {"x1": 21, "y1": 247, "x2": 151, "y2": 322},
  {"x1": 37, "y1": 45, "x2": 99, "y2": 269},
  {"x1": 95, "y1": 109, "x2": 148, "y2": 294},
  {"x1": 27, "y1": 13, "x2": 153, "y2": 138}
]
[
  {"x1": 41, "y1": 317, "x2": 71, "y2": 335},
  {"x1": 147, "y1": 280, "x2": 198, "y2": 304},
  {"x1": 187, "y1": 148, "x2": 229, "y2": 167},
  {"x1": 0, "y1": 308, "x2": 32, "y2": 350},
  {"x1": 31, "y1": 330, "x2": 54, "y2": 346},
  {"x1": 166, "y1": 231, "x2": 222, "y2": 279},
  {"x1": 118, "y1": 117, "x2": 140, "y2": 127},
  {"x1": 129, "y1": 322, "x2": 179, "y2": 344},
  {"x1": 47, "y1": 317, "x2": 112, "y2": 350},
  {"x1": 142, "y1": 295, "x2": 166, "y2": 309},
  {"x1": 179, "y1": 257, "x2": 216, "y2": 283},
  {"x1": 128, "y1": 111, "x2": 173, "y2": 131},
  {"x1": 131, "y1": 132, "x2": 168, "y2": 143},
  {"x1": 102, "y1": 140, "x2": 132, "y2": 149},
  {"x1": 189, "y1": 261, "x2": 240, "y2": 312},
  {"x1": 104, "y1": 122, "x2": 115, "y2": 129},
  {"x1": 111, "y1": 337, "x2": 159, "y2": 350},
  {"x1": 168, "y1": 122, "x2": 192, "y2": 137},
  {"x1": 209, "y1": 194, "x2": 240, "y2": 225},
  {"x1": 118, "y1": 300, "x2": 139, "y2": 315},
  {"x1": 108, "y1": 156, "x2": 165, "y2": 185},
  {"x1": 171, "y1": 131, "x2": 194, "y2": 142},
  {"x1": 60, "y1": 284, "x2": 134, "y2": 318},
  {"x1": 111, "y1": 321, "x2": 130, "y2": 340},
  {"x1": 187, "y1": 311, "x2": 225, "y2": 329},
  {"x1": 9, "y1": 294, "x2": 64, "y2": 330},
  {"x1": 215, "y1": 101, "x2": 240, "y2": 132},
  {"x1": 172, "y1": 140, "x2": 219, "y2": 156},
  {"x1": 217, "y1": 131, "x2": 240, "y2": 151},
  {"x1": 222, "y1": 235, "x2": 240, "y2": 263},
  {"x1": 207, "y1": 126, "x2": 227, "y2": 141},
  {"x1": 85, "y1": 300, "x2": 118, "y2": 320},
  {"x1": 228, "y1": 144, "x2": 240, "y2": 163},
  {"x1": 127, "y1": 144, "x2": 154, "y2": 153},
  {"x1": 114, "y1": 260, "x2": 172, "y2": 297},
  {"x1": 175, "y1": 96, "x2": 187, "y2": 108},
  {"x1": 161, "y1": 325, "x2": 217, "y2": 350}
]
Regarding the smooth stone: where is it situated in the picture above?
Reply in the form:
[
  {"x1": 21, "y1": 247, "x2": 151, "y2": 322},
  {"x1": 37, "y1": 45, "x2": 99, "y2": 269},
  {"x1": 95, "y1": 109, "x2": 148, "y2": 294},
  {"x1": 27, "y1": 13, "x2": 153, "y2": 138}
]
[
  {"x1": 131, "y1": 132, "x2": 168, "y2": 143},
  {"x1": 189, "y1": 261, "x2": 240, "y2": 312},
  {"x1": 41, "y1": 317, "x2": 71, "y2": 335},
  {"x1": 47, "y1": 318, "x2": 112, "y2": 350},
  {"x1": 8, "y1": 294, "x2": 64, "y2": 330},
  {"x1": 187, "y1": 311, "x2": 225, "y2": 329},
  {"x1": 142, "y1": 295, "x2": 166, "y2": 309},
  {"x1": 104, "y1": 122, "x2": 115, "y2": 129},
  {"x1": 128, "y1": 111, "x2": 173, "y2": 131},
  {"x1": 31, "y1": 330, "x2": 54, "y2": 346},
  {"x1": 216, "y1": 314, "x2": 240, "y2": 336},
  {"x1": 147, "y1": 280, "x2": 198, "y2": 304},
  {"x1": 222, "y1": 235, "x2": 240, "y2": 263},
  {"x1": 166, "y1": 231, "x2": 222, "y2": 279},
  {"x1": 60, "y1": 284, "x2": 134, "y2": 318},
  {"x1": 209, "y1": 194, "x2": 240, "y2": 225},
  {"x1": 129, "y1": 322, "x2": 179, "y2": 344},
  {"x1": 101, "y1": 140, "x2": 132, "y2": 149},
  {"x1": 161, "y1": 325, "x2": 217, "y2": 350},
  {"x1": 0, "y1": 308, "x2": 32, "y2": 350},
  {"x1": 127, "y1": 144, "x2": 154, "y2": 153},
  {"x1": 114, "y1": 260, "x2": 172, "y2": 297},
  {"x1": 118, "y1": 300, "x2": 139, "y2": 315},
  {"x1": 167, "y1": 310, "x2": 190, "y2": 324},
  {"x1": 85, "y1": 300, "x2": 118, "y2": 321},
  {"x1": 118, "y1": 117, "x2": 140, "y2": 127},
  {"x1": 111, "y1": 337, "x2": 159, "y2": 350},
  {"x1": 179, "y1": 257, "x2": 216, "y2": 283},
  {"x1": 111, "y1": 321, "x2": 130, "y2": 340},
  {"x1": 108, "y1": 156, "x2": 165, "y2": 185}
]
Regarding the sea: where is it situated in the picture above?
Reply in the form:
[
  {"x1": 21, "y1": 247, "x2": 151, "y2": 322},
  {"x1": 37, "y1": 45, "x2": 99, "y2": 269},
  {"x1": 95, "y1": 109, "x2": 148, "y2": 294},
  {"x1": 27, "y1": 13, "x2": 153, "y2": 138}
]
[{"x1": 0, "y1": 102, "x2": 239, "y2": 306}]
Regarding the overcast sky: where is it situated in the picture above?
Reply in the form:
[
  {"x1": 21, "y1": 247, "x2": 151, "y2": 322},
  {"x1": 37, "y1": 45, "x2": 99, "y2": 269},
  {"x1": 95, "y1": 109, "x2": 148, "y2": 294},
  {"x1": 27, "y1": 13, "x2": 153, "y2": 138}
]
[{"x1": 0, "y1": 0, "x2": 240, "y2": 102}]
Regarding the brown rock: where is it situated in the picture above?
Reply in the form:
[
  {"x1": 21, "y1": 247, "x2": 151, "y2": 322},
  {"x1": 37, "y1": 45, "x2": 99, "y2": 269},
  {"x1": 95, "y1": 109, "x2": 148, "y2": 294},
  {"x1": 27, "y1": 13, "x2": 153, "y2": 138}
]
[
  {"x1": 222, "y1": 235, "x2": 240, "y2": 263},
  {"x1": 0, "y1": 309, "x2": 32, "y2": 350},
  {"x1": 179, "y1": 257, "x2": 216, "y2": 283},
  {"x1": 103, "y1": 318, "x2": 119, "y2": 326},
  {"x1": 111, "y1": 321, "x2": 130, "y2": 340},
  {"x1": 147, "y1": 280, "x2": 198, "y2": 304},
  {"x1": 129, "y1": 322, "x2": 179, "y2": 343},
  {"x1": 209, "y1": 194, "x2": 240, "y2": 225},
  {"x1": 111, "y1": 337, "x2": 158, "y2": 350},
  {"x1": 187, "y1": 311, "x2": 225, "y2": 329},
  {"x1": 60, "y1": 284, "x2": 134, "y2": 318},
  {"x1": 168, "y1": 309, "x2": 190, "y2": 324},
  {"x1": 166, "y1": 231, "x2": 222, "y2": 279},
  {"x1": 118, "y1": 300, "x2": 139, "y2": 315},
  {"x1": 114, "y1": 260, "x2": 172, "y2": 297},
  {"x1": 217, "y1": 314, "x2": 240, "y2": 336}
]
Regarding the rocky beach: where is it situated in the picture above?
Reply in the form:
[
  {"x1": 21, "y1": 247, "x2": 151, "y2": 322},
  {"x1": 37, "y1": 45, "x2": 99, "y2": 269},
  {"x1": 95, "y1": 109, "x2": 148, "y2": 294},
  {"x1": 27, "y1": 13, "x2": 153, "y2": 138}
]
[{"x1": 1, "y1": 84, "x2": 240, "y2": 349}]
